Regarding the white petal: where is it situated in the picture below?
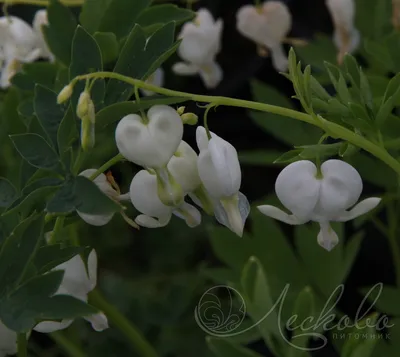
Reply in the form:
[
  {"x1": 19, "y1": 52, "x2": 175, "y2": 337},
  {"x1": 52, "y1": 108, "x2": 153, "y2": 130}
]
[
  {"x1": 172, "y1": 62, "x2": 199, "y2": 75},
  {"x1": 87, "y1": 250, "x2": 97, "y2": 291},
  {"x1": 79, "y1": 169, "x2": 117, "y2": 199},
  {"x1": 129, "y1": 170, "x2": 173, "y2": 218},
  {"x1": 84, "y1": 312, "x2": 108, "y2": 332},
  {"x1": 269, "y1": 45, "x2": 288, "y2": 72},
  {"x1": 141, "y1": 68, "x2": 164, "y2": 96},
  {"x1": 317, "y1": 222, "x2": 339, "y2": 251},
  {"x1": 173, "y1": 201, "x2": 202, "y2": 227},
  {"x1": 0, "y1": 321, "x2": 17, "y2": 355},
  {"x1": 326, "y1": 0, "x2": 356, "y2": 32},
  {"x1": 335, "y1": 197, "x2": 381, "y2": 222},
  {"x1": 199, "y1": 61, "x2": 223, "y2": 89},
  {"x1": 167, "y1": 140, "x2": 201, "y2": 193},
  {"x1": 55, "y1": 255, "x2": 91, "y2": 297},
  {"x1": 34, "y1": 319, "x2": 73, "y2": 333},
  {"x1": 213, "y1": 193, "x2": 249, "y2": 237},
  {"x1": 0, "y1": 59, "x2": 19, "y2": 89},
  {"x1": 275, "y1": 160, "x2": 320, "y2": 220},
  {"x1": 261, "y1": 1, "x2": 292, "y2": 44},
  {"x1": 196, "y1": 126, "x2": 211, "y2": 152},
  {"x1": 257, "y1": 205, "x2": 306, "y2": 225},
  {"x1": 77, "y1": 211, "x2": 114, "y2": 226},
  {"x1": 317, "y1": 159, "x2": 362, "y2": 218},
  {"x1": 135, "y1": 214, "x2": 171, "y2": 228},
  {"x1": 115, "y1": 105, "x2": 183, "y2": 168}
]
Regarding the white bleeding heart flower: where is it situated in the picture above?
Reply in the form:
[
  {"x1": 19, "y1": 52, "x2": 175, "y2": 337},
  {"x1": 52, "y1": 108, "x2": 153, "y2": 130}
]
[
  {"x1": 34, "y1": 250, "x2": 108, "y2": 333},
  {"x1": 172, "y1": 8, "x2": 223, "y2": 89},
  {"x1": 196, "y1": 126, "x2": 250, "y2": 236},
  {"x1": 141, "y1": 68, "x2": 164, "y2": 96},
  {"x1": 32, "y1": 9, "x2": 54, "y2": 62},
  {"x1": 115, "y1": 105, "x2": 183, "y2": 169},
  {"x1": 257, "y1": 160, "x2": 381, "y2": 251},
  {"x1": 236, "y1": 1, "x2": 292, "y2": 71},
  {"x1": 129, "y1": 170, "x2": 201, "y2": 228},
  {"x1": 77, "y1": 169, "x2": 120, "y2": 226},
  {"x1": 0, "y1": 322, "x2": 17, "y2": 357},
  {"x1": 326, "y1": 0, "x2": 359, "y2": 63},
  {"x1": 0, "y1": 16, "x2": 42, "y2": 88}
]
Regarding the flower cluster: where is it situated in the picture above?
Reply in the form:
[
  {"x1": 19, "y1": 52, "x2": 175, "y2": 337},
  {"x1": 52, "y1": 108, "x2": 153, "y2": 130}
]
[
  {"x1": 0, "y1": 10, "x2": 53, "y2": 88},
  {"x1": 115, "y1": 105, "x2": 250, "y2": 236}
]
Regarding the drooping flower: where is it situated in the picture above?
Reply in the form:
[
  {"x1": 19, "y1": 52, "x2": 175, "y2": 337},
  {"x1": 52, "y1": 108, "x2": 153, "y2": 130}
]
[
  {"x1": 0, "y1": 16, "x2": 41, "y2": 88},
  {"x1": 257, "y1": 160, "x2": 381, "y2": 251},
  {"x1": 129, "y1": 169, "x2": 201, "y2": 228},
  {"x1": 172, "y1": 9, "x2": 223, "y2": 89},
  {"x1": 325, "y1": 0, "x2": 359, "y2": 64},
  {"x1": 115, "y1": 105, "x2": 183, "y2": 169},
  {"x1": 32, "y1": 9, "x2": 55, "y2": 62},
  {"x1": 236, "y1": 1, "x2": 292, "y2": 71},
  {"x1": 34, "y1": 250, "x2": 108, "y2": 333},
  {"x1": 141, "y1": 68, "x2": 164, "y2": 96},
  {"x1": 196, "y1": 126, "x2": 250, "y2": 236},
  {"x1": 77, "y1": 169, "x2": 120, "y2": 226},
  {"x1": 0, "y1": 322, "x2": 17, "y2": 357}
]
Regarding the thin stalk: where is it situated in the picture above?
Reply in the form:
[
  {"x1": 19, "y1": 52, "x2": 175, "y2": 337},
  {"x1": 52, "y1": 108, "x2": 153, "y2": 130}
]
[
  {"x1": 69, "y1": 71, "x2": 400, "y2": 176},
  {"x1": 17, "y1": 334, "x2": 28, "y2": 357},
  {"x1": 89, "y1": 290, "x2": 158, "y2": 357},
  {"x1": 50, "y1": 332, "x2": 87, "y2": 357},
  {"x1": 89, "y1": 153, "x2": 124, "y2": 180}
]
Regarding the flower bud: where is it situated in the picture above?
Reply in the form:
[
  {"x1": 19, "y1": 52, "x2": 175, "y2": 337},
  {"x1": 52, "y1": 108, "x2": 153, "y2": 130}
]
[
  {"x1": 181, "y1": 112, "x2": 198, "y2": 125},
  {"x1": 115, "y1": 105, "x2": 183, "y2": 169},
  {"x1": 77, "y1": 91, "x2": 91, "y2": 119},
  {"x1": 57, "y1": 84, "x2": 73, "y2": 104},
  {"x1": 177, "y1": 106, "x2": 186, "y2": 115},
  {"x1": 81, "y1": 102, "x2": 95, "y2": 151}
]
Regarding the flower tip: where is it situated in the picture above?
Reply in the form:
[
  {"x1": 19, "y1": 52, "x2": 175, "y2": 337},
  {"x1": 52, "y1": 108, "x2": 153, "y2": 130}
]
[
  {"x1": 181, "y1": 112, "x2": 198, "y2": 125},
  {"x1": 57, "y1": 84, "x2": 73, "y2": 104}
]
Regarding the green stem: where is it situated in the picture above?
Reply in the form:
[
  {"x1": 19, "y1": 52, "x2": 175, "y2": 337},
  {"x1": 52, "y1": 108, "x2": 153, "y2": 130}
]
[
  {"x1": 72, "y1": 149, "x2": 87, "y2": 176},
  {"x1": 49, "y1": 216, "x2": 65, "y2": 245},
  {"x1": 89, "y1": 153, "x2": 124, "y2": 180},
  {"x1": 50, "y1": 332, "x2": 87, "y2": 357},
  {"x1": 387, "y1": 202, "x2": 400, "y2": 286},
  {"x1": 89, "y1": 289, "x2": 158, "y2": 357},
  {"x1": 71, "y1": 71, "x2": 400, "y2": 176},
  {"x1": 17, "y1": 333, "x2": 28, "y2": 357}
]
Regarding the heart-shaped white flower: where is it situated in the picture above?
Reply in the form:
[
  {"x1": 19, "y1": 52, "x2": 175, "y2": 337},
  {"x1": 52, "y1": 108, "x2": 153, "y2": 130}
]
[
  {"x1": 115, "y1": 105, "x2": 183, "y2": 169},
  {"x1": 236, "y1": 1, "x2": 292, "y2": 71},
  {"x1": 34, "y1": 250, "x2": 108, "y2": 333},
  {"x1": 32, "y1": 9, "x2": 54, "y2": 62},
  {"x1": 257, "y1": 160, "x2": 381, "y2": 251}
]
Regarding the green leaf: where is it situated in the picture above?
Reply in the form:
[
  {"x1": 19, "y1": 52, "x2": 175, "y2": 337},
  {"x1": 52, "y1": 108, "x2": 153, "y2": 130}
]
[
  {"x1": 33, "y1": 245, "x2": 84, "y2": 275},
  {"x1": 42, "y1": 0, "x2": 77, "y2": 66},
  {"x1": 1, "y1": 87, "x2": 25, "y2": 137},
  {"x1": 70, "y1": 26, "x2": 105, "y2": 111},
  {"x1": 359, "y1": 69, "x2": 373, "y2": 110},
  {"x1": 273, "y1": 150, "x2": 303, "y2": 163},
  {"x1": 79, "y1": 0, "x2": 112, "y2": 34},
  {"x1": 18, "y1": 99, "x2": 35, "y2": 118},
  {"x1": 96, "y1": 96, "x2": 187, "y2": 127},
  {"x1": 250, "y1": 80, "x2": 321, "y2": 145},
  {"x1": 57, "y1": 106, "x2": 78, "y2": 159},
  {"x1": 46, "y1": 176, "x2": 121, "y2": 215},
  {"x1": 337, "y1": 74, "x2": 352, "y2": 104},
  {"x1": 105, "y1": 22, "x2": 177, "y2": 104},
  {"x1": 93, "y1": 32, "x2": 119, "y2": 64},
  {"x1": 34, "y1": 85, "x2": 66, "y2": 149},
  {"x1": 136, "y1": 4, "x2": 195, "y2": 28},
  {"x1": 10, "y1": 134, "x2": 61, "y2": 171},
  {"x1": 11, "y1": 63, "x2": 58, "y2": 92},
  {"x1": 364, "y1": 39, "x2": 395, "y2": 72},
  {"x1": 240, "y1": 257, "x2": 283, "y2": 355},
  {"x1": 0, "y1": 214, "x2": 44, "y2": 298},
  {"x1": 343, "y1": 54, "x2": 360, "y2": 89},
  {"x1": 98, "y1": 0, "x2": 151, "y2": 39},
  {"x1": 207, "y1": 337, "x2": 263, "y2": 357},
  {"x1": 0, "y1": 178, "x2": 17, "y2": 208}
]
